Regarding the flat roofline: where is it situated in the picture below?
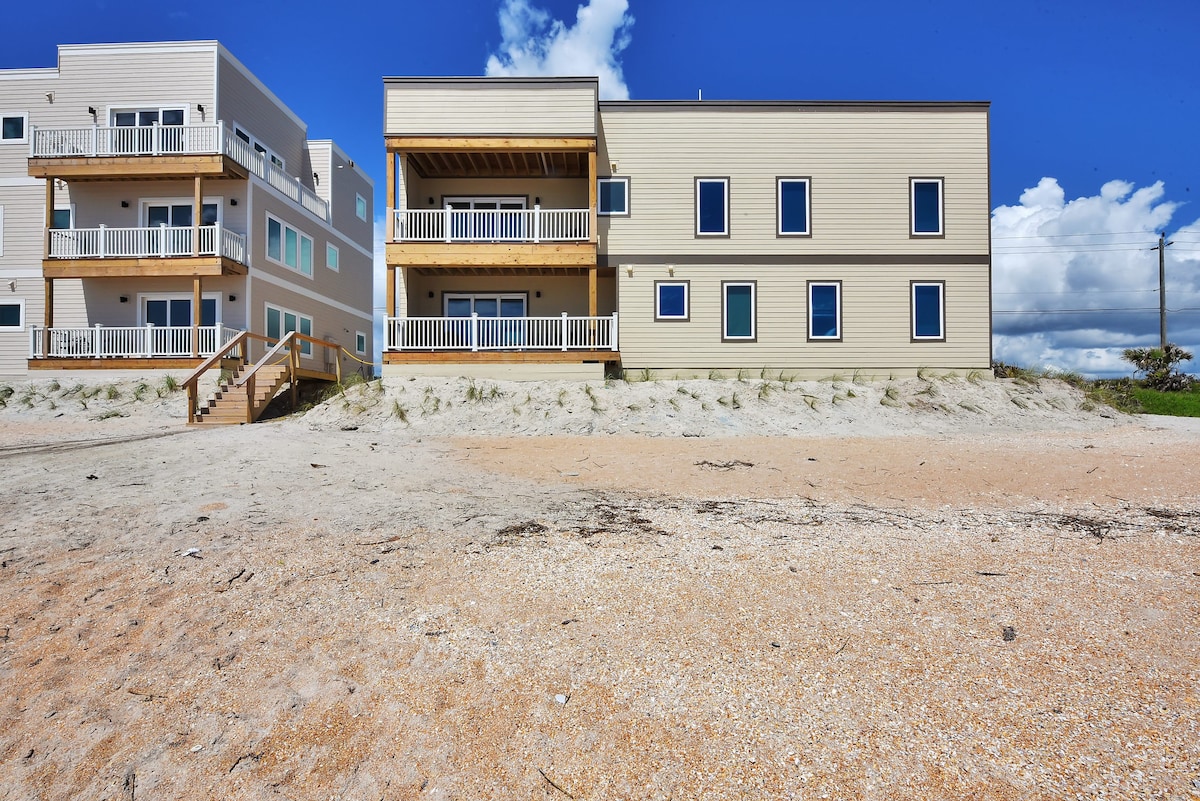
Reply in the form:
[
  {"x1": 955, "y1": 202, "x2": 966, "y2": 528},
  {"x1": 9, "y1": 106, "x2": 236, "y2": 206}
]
[
  {"x1": 599, "y1": 100, "x2": 990, "y2": 110},
  {"x1": 307, "y1": 139, "x2": 374, "y2": 187},
  {"x1": 384, "y1": 76, "x2": 599, "y2": 87}
]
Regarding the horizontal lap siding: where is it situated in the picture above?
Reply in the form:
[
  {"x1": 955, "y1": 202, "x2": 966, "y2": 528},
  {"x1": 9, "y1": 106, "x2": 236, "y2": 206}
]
[
  {"x1": 248, "y1": 277, "x2": 366, "y2": 358},
  {"x1": 385, "y1": 84, "x2": 597, "y2": 136},
  {"x1": 598, "y1": 109, "x2": 989, "y2": 256},
  {"x1": 67, "y1": 180, "x2": 246, "y2": 233},
  {"x1": 217, "y1": 53, "x2": 308, "y2": 178},
  {"x1": 62, "y1": 49, "x2": 215, "y2": 128},
  {"x1": 617, "y1": 264, "x2": 989, "y2": 370},
  {"x1": 0, "y1": 186, "x2": 46, "y2": 266},
  {"x1": 405, "y1": 177, "x2": 589, "y2": 211}
]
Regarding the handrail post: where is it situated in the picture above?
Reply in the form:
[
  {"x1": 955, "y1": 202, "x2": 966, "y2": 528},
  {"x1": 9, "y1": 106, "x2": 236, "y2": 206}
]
[
  {"x1": 91, "y1": 123, "x2": 98, "y2": 157},
  {"x1": 534, "y1": 205, "x2": 541, "y2": 243},
  {"x1": 98, "y1": 224, "x2": 107, "y2": 259},
  {"x1": 159, "y1": 222, "x2": 168, "y2": 257},
  {"x1": 470, "y1": 312, "x2": 479, "y2": 352},
  {"x1": 290, "y1": 338, "x2": 299, "y2": 410},
  {"x1": 611, "y1": 311, "x2": 619, "y2": 351},
  {"x1": 562, "y1": 312, "x2": 569, "y2": 351},
  {"x1": 152, "y1": 121, "x2": 160, "y2": 156},
  {"x1": 94, "y1": 323, "x2": 102, "y2": 359},
  {"x1": 444, "y1": 206, "x2": 452, "y2": 243},
  {"x1": 245, "y1": 372, "x2": 255, "y2": 424}
]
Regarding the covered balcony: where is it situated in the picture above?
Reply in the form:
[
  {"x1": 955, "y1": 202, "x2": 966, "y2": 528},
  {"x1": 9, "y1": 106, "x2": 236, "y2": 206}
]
[
  {"x1": 44, "y1": 223, "x2": 247, "y2": 278},
  {"x1": 29, "y1": 324, "x2": 242, "y2": 370}
]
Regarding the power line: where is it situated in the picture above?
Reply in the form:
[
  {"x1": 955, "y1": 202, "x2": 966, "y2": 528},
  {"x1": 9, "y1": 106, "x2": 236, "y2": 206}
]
[{"x1": 992, "y1": 230, "x2": 1153, "y2": 240}]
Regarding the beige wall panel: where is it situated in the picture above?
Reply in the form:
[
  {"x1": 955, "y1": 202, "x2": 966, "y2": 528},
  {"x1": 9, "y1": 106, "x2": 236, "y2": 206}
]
[
  {"x1": 616, "y1": 263, "x2": 990, "y2": 371},
  {"x1": 248, "y1": 276, "x2": 368, "y2": 360},
  {"x1": 0, "y1": 185, "x2": 47, "y2": 266},
  {"x1": 67, "y1": 179, "x2": 246, "y2": 232},
  {"x1": 217, "y1": 52, "x2": 307, "y2": 177},
  {"x1": 324, "y1": 150, "x2": 374, "y2": 242},
  {"x1": 403, "y1": 177, "x2": 589, "y2": 212},
  {"x1": 403, "y1": 273, "x2": 615, "y2": 318},
  {"x1": 385, "y1": 83, "x2": 597, "y2": 136},
  {"x1": 598, "y1": 108, "x2": 989, "y2": 256}
]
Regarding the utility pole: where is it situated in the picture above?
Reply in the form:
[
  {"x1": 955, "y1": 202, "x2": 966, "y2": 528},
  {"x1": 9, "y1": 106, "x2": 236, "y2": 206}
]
[{"x1": 1156, "y1": 232, "x2": 1174, "y2": 350}]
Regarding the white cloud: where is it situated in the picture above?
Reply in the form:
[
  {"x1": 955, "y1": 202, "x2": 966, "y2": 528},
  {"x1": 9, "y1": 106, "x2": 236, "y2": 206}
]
[
  {"x1": 485, "y1": 0, "x2": 634, "y2": 100},
  {"x1": 992, "y1": 178, "x2": 1200, "y2": 376}
]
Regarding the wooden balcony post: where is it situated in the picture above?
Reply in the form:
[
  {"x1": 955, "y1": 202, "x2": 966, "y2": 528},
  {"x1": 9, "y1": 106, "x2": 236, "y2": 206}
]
[
  {"x1": 588, "y1": 149, "x2": 598, "y2": 244},
  {"x1": 386, "y1": 151, "x2": 396, "y2": 242},
  {"x1": 192, "y1": 276, "x2": 202, "y2": 358},
  {"x1": 42, "y1": 278, "x2": 53, "y2": 357},
  {"x1": 192, "y1": 176, "x2": 202, "y2": 257},
  {"x1": 588, "y1": 267, "x2": 598, "y2": 317},
  {"x1": 44, "y1": 177, "x2": 54, "y2": 259}
]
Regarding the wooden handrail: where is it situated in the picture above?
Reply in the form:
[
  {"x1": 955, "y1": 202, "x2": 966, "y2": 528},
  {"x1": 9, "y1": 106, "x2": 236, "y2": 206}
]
[{"x1": 182, "y1": 329, "x2": 249, "y2": 424}]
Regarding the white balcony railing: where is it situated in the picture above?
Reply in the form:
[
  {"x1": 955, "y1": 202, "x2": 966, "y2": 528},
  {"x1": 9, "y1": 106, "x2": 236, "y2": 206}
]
[
  {"x1": 391, "y1": 208, "x2": 590, "y2": 243},
  {"x1": 386, "y1": 313, "x2": 617, "y2": 352},
  {"x1": 29, "y1": 325, "x2": 242, "y2": 360},
  {"x1": 30, "y1": 122, "x2": 329, "y2": 222},
  {"x1": 46, "y1": 224, "x2": 246, "y2": 263}
]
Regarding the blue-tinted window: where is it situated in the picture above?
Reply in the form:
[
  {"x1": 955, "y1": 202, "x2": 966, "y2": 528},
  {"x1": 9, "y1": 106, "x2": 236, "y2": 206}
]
[
  {"x1": 913, "y1": 283, "x2": 944, "y2": 339},
  {"x1": 0, "y1": 303, "x2": 21, "y2": 328},
  {"x1": 1, "y1": 115, "x2": 25, "y2": 141},
  {"x1": 779, "y1": 179, "x2": 810, "y2": 235},
  {"x1": 723, "y1": 283, "x2": 754, "y2": 339},
  {"x1": 656, "y1": 282, "x2": 688, "y2": 320},
  {"x1": 598, "y1": 178, "x2": 628, "y2": 216},
  {"x1": 912, "y1": 180, "x2": 942, "y2": 235},
  {"x1": 809, "y1": 283, "x2": 840, "y2": 339},
  {"x1": 697, "y1": 179, "x2": 728, "y2": 235}
]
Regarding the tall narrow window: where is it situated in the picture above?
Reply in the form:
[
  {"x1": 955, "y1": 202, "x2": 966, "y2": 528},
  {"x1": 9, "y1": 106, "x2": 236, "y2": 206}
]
[
  {"x1": 326, "y1": 243, "x2": 340, "y2": 271},
  {"x1": 598, "y1": 177, "x2": 629, "y2": 216},
  {"x1": 911, "y1": 178, "x2": 944, "y2": 236},
  {"x1": 808, "y1": 282, "x2": 841, "y2": 340},
  {"x1": 356, "y1": 193, "x2": 367, "y2": 221},
  {"x1": 265, "y1": 303, "x2": 313, "y2": 355},
  {"x1": 266, "y1": 214, "x2": 313, "y2": 277},
  {"x1": 912, "y1": 282, "x2": 945, "y2": 340},
  {"x1": 722, "y1": 281, "x2": 756, "y2": 341},
  {"x1": 696, "y1": 178, "x2": 729, "y2": 236},
  {"x1": 777, "y1": 178, "x2": 811, "y2": 236}
]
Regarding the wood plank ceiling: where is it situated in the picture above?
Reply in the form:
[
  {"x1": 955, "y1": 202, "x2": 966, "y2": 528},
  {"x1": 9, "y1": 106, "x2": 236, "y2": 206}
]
[{"x1": 407, "y1": 150, "x2": 588, "y2": 179}]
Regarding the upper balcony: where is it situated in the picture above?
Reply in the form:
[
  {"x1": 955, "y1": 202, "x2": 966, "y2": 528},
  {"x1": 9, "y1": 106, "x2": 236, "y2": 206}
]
[
  {"x1": 28, "y1": 122, "x2": 328, "y2": 221},
  {"x1": 388, "y1": 206, "x2": 594, "y2": 268},
  {"x1": 43, "y1": 223, "x2": 247, "y2": 278}
]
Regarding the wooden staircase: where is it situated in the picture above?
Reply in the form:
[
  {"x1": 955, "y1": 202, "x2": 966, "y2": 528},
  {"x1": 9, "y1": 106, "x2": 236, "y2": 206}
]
[{"x1": 192, "y1": 363, "x2": 290, "y2": 425}]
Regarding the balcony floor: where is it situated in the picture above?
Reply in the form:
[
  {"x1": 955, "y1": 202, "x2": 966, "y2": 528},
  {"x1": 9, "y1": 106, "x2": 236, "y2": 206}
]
[
  {"x1": 43, "y1": 256, "x2": 248, "y2": 279},
  {"x1": 28, "y1": 154, "x2": 250, "y2": 182}
]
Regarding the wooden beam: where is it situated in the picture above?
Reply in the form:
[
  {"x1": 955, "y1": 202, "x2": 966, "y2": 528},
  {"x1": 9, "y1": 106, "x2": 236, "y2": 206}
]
[
  {"x1": 42, "y1": 278, "x2": 53, "y2": 357},
  {"x1": 588, "y1": 267, "x2": 598, "y2": 318},
  {"x1": 385, "y1": 136, "x2": 596, "y2": 152},
  {"x1": 386, "y1": 241, "x2": 597, "y2": 268},
  {"x1": 588, "y1": 150, "x2": 598, "y2": 246},
  {"x1": 29, "y1": 357, "x2": 205, "y2": 371},
  {"x1": 192, "y1": 276, "x2": 202, "y2": 358},
  {"x1": 386, "y1": 152, "x2": 396, "y2": 242},
  {"x1": 41, "y1": 256, "x2": 245, "y2": 278},
  {"x1": 383, "y1": 350, "x2": 619, "y2": 365},
  {"x1": 28, "y1": 154, "x2": 247, "y2": 181},
  {"x1": 386, "y1": 266, "x2": 396, "y2": 319},
  {"x1": 44, "y1": 177, "x2": 55, "y2": 259},
  {"x1": 193, "y1": 176, "x2": 202, "y2": 257}
]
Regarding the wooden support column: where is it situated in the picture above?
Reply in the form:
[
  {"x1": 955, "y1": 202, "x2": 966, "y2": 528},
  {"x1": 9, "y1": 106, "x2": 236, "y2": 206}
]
[
  {"x1": 587, "y1": 149, "x2": 598, "y2": 245},
  {"x1": 588, "y1": 266, "x2": 598, "y2": 317},
  {"x1": 385, "y1": 151, "x2": 396, "y2": 242},
  {"x1": 42, "y1": 278, "x2": 53, "y2": 356},
  {"x1": 192, "y1": 275, "x2": 202, "y2": 358},
  {"x1": 192, "y1": 176, "x2": 202, "y2": 256},
  {"x1": 44, "y1": 178, "x2": 55, "y2": 258},
  {"x1": 386, "y1": 266, "x2": 396, "y2": 319}
]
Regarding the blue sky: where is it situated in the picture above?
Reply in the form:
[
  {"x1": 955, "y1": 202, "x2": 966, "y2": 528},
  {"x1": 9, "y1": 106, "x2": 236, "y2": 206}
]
[{"x1": 7, "y1": 0, "x2": 1199, "y2": 375}]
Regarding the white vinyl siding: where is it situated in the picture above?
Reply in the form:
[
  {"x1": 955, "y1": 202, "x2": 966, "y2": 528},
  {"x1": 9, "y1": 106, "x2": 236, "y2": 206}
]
[
  {"x1": 1, "y1": 112, "x2": 29, "y2": 144},
  {"x1": 598, "y1": 177, "x2": 629, "y2": 216},
  {"x1": 0, "y1": 299, "x2": 24, "y2": 330},
  {"x1": 696, "y1": 178, "x2": 729, "y2": 237},
  {"x1": 384, "y1": 81, "x2": 598, "y2": 136}
]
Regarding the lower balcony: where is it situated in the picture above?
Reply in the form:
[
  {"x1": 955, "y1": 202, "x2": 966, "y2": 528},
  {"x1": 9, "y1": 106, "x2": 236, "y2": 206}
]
[
  {"x1": 44, "y1": 225, "x2": 248, "y2": 278},
  {"x1": 29, "y1": 324, "x2": 241, "y2": 370},
  {"x1": 388, "y1": 208, "x2": 595, "y2": 268}
]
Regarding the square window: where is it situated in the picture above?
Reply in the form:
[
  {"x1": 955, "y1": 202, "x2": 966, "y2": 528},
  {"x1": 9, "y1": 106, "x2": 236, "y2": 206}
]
[
  {"x1": 1, "y1": 113, "x2": 28, "y2": 143},
  {"x1": 52, "y1": 208, "x2": 74, "y2": 230},
  {"x1": 696, "y1": 178, "x2": 729, "y2": 236},
  {"x1": 808, "y1": 282, "x2": 841, "y2": 340},
  {"x1": 655, "y1": 281, "x2": 689, "y2": 321},
  {"x1": 912, "y1": 282, "x2": 945, "y2": 340},
  {"x1": 911, "y1": 178, "x2": 943, "y2": 236},
  {"x1": 778, "y1": 178, "x2": 811, "y2": 236},
  {"x1": 598, "y1": 177, "x2": 629, "y2": 216},
  {"x1": 722, "y1": 281, "x2": 756, "y2": 341},
  {"x1": 0, "y1": 300, "x2": 24, "y2": 329},
  {"x1": 356, "y1": 193, "x2": 367, "y2": 221},
  {"x1": 355, "y1": 331, "x2": 367, "y2": 355},
  {"x1": 326, "y1": 243, "x2": 340, "y2": 271}
]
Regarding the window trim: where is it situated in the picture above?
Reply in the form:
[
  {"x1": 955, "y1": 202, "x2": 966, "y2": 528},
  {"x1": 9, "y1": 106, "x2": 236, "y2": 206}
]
[
  {"x1": 910, "y1": 177, "x2": 945, "y2": 238},
  {"x1": 807, "y1": 280, "x2": 842, "y2": 342},
  {"x1": 139, "y1": 196, "x2": 223, "y2": 227},
  {"x1": 911, "y1": 281, "x2": 946, "y2": 341},
  {"x1": 264, "y1": 302, "x2": 314, "y2": 357},
  {"x1": 0, "y1": 112, "x2": 28, "y2": 145},
  {"x1": 695, "y1": 177, "x2": 730, "y2": 238},
  {"x1": 355, "y1": 193, "x2": 367, "y2": 221},
  {"x1": 721, "y1": 280, "x2": 757, "y2": 342},
  {"x1": 654, "y1": 280, "x2": 690, "y2": 322},
  {"x1": 355, "y1": 331, "x2": 367, "y2": 356},
  {"x1": 776, "y1": 177, "x2": 812, "y2": 237},
  {"x1": 265, "y1": 213, "x2": 314, "y2": 278},
  {"x1": 136, "y1": 291, "x2": 222, "y2": 328},
  {"x1": 0, "y1": 298, "x2": 25, "y2": 331},
  {"x1": 233, "y1": 122, "x2": 284, "y2": 171},
  {"x1": 326, "y1": 242, "x2": 340, "y2": 272},
  {"x1": 598, "y1": 176, "x2": 630, "y2": 217}
]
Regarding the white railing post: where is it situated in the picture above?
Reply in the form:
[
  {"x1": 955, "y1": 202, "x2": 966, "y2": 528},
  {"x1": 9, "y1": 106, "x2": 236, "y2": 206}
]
[
  {"x1": 561, "y1": 312, "x2": 569, "y2": 351},
  {"x1": 159, "y1": 223, "x2": 168, "y2": 257},
  {"x1": 217, "y1": 123, "x2": 224, "y2": 156},
  {"x1": 94, "y1": 324, "x2": 103, "y2": 359},
  {"x1": 534, "y1": 205, "x2": 541, "y2": 243},
  {"x1": 470, "y1": 312, "x2": 479, "y2": 352},
  {"x1": 214, "y1": 221, "x2": 221, "y2": 257},
  {"x1": 611, "y1": 311, "x2": 619, "y2": 351},
  {"x1": 444, "y1": 207, "x2": 452, "y2": 244},
  {"x1": 91, "y1": 124, "x2": 98, "y2": 156},
  {"x1": 144, "y1": 323, "x2": 154, "y2": 357},
  {"x1": 151, "y1": 122, "x2": 160, "y2": 155},
  {"x1": 98, "y1": 224, "x2": 107, "y2": 259}
]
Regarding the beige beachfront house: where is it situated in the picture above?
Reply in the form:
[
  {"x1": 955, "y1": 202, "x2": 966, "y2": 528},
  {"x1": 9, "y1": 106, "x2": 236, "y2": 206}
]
[
  {"x1": 383, "y1": 77, "x2": 991, "y2": 379},
  {"x1": 0, "y1": 41, "x2": 374, "y2": 379}
]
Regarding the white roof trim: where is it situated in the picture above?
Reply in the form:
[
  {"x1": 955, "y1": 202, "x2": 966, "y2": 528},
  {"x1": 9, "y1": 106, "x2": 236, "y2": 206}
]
[{"x1": 216, "y1": 44, "x2": 306, "y2": 131}]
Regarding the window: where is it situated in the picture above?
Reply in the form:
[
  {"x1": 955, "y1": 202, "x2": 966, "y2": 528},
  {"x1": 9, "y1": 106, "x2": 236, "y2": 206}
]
[
  {"x1": 777, "y1": 178, "x2": 811, "y2": 236},
  {"x1": 266, "y1": 214, "x2": 313, "y2": 276},
  {"x1": 911, "y1": 178, "x2": 944, "y2": 236},
  {"x1": 234, "y1": 124, "x2": 283, "y2": 170},
  {"x1": 265, "y1": 303, "x2": 313, "y2": 356},
  {"x1": 52, "y1": 206, "x2": 75, "y2": 230},
  {"x1": 807, "y1": 282, "x2": 841, "y2": 340},
  {"x1": 140, "y1": 293, "x2": 219, "y2": 327},
  {"x1": 142, "y1": 199, "x2": 220, "y2": 227},
  {"x1": 326, "y1": 243, "x2": 340, "y2": 271},
  {"x1": 911, "y1": 282, "x2": 945, "y2": 340},
  {"x1": 654, "y1": 281, "x2": 689, "y2": 321},
  {"x1": 112, "y1": 107, "x2": 186, "y2": 127},
  {"x1": 355, "y1": 193, "x2": 367, "y2": 221},
  {"x1": 0, "y1": 300, "x2": 24, "y2": 330},
  {"x1": 722, "y1": 281, "x2": 756, "y2": 341},
  {"x1": 696, "y1": 178, "x2": 729, "y2": 236},
  {"x1": 598, "y1": 177, "x2": 629, "y2": 216},
  {"x1": 1, "y1": 113, "x2": 27, "y2": 143},
  {"x1": 355, "y1": 331, "x2": 367, "y2": 355}
]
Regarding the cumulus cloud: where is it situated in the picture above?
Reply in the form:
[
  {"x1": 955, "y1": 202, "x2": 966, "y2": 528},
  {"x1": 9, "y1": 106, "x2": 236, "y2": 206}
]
[
  {"x1": 992, "y1": 178, "x2": 1200, "y2": 376},
  {"x1": 485, "y1": 0, "x2": 634, "y2": 100}
]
